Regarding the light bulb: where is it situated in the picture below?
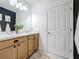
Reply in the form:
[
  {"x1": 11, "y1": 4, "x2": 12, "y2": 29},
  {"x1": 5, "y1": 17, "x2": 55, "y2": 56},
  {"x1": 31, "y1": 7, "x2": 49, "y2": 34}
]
[
  {"x1": 18, "y1": 2, "x2": 22, "y2": 7},
  {"x1": 9, "y1": 0, "x2": 28, "y2": 11},
  {"x1": 10, "y1": 2, "x2": 14, "y2": 6},
  {"x1": 18, "y1": 2, "x2": 23, "y2": 10},
  {"x1": 9, "y1": 0, "x2": 16, "y2": 6},
  {"x1": 15, "y1": 3, "x2": 19, "y2": 8},
  {"x1": 14, "y1": 0, "x2": 18, "y2": 5},
  {"x1": 20, "y1": 6, "x2": 23, "y2": 10},
  {"x1": 23, "y1": 5, "x2": 28, "y2": 11}
]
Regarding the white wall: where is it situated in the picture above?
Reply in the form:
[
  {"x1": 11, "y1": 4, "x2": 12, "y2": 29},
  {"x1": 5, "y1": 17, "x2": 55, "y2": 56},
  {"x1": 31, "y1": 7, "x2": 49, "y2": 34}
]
[{"x1": 31, "y1": 0, "x2": 73, "y2": 59}]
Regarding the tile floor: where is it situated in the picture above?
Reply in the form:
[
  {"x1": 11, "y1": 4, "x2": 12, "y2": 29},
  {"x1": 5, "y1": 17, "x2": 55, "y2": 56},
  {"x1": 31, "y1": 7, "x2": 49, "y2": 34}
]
[{"x1": 29, "y1": 51, "x2": 49, "y2": 59}]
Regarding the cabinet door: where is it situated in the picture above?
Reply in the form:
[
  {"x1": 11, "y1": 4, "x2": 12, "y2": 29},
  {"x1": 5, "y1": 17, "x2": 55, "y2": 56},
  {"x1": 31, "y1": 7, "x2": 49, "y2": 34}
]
[
  {"x1": 18, "y1": 37, "x2": 27, "y2": 59},
  {"x1": 27, "y1": 35, "x2": 34, "y2": 56},
  {"x1": 0, "y1": 45, "x2": 17, "y2": 59},
  {"x1": 35, "y1": 34, "x2": 39, "y2": 50}
]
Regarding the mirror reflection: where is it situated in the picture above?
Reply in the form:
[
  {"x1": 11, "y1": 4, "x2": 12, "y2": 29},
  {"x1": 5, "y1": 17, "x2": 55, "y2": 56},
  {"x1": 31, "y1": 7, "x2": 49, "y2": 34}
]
[{"x1": 0, "y1": 0, "x2": 32, "y2": 34}]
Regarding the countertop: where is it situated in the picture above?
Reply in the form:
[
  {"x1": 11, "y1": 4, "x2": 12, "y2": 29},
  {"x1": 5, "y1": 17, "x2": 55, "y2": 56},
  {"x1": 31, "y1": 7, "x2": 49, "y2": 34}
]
[{"x1": 0, "y1": 32, "x2": 39, "y2": 41}]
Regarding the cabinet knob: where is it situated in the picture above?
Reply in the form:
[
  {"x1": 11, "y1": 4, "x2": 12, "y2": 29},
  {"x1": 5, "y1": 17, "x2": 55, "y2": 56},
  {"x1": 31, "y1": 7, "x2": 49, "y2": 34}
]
[
  {"x1": 14, "y1": 40, "x2": 18, "y2": 43},
  {"x1": 33, "y1": 35, "x2": 35, "y2": 37},
  {"x1": 13, "y1": 45, "x2": 16, "y2": 48}
]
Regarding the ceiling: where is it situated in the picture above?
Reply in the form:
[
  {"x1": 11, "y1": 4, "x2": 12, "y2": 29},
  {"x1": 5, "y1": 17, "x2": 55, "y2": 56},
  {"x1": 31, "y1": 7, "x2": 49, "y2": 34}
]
[{"x1": 24, "y1": 0, "x2": 40, "y2": 6}]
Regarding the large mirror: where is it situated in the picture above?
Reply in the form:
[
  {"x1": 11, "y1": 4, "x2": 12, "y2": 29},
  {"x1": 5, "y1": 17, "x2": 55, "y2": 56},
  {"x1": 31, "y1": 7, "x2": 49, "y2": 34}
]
[{"x1": 0, "y1": 0, "x2": 32, "y2": 34}]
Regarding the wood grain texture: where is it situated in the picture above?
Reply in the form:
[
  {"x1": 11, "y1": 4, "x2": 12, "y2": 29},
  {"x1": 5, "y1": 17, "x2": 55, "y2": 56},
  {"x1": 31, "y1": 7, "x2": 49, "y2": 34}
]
[
  {"x1": 17, "y1": 37, "x2": 27, "y2": 59},
  {"x1": 0, "y1": 33, "x2": 39, "y2": 59},
  {"x1": 27, "y1": 35, "x2": 35, "y2": 56}
]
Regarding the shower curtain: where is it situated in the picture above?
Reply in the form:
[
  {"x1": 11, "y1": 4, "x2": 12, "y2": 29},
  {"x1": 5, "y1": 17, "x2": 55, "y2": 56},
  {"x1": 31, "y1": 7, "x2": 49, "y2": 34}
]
[{"x1": 75, "y1": 12, "x2": 79, "y2": 54}]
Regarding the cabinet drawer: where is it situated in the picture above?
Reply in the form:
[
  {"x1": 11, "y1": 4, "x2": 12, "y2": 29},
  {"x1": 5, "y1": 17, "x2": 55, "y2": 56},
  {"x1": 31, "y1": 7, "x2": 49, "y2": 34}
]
[
  {"x1": 16, "y1": 36, "x2": 27, "y2": 43},
  {"x1": 0, "y1": 39, "x2": 16, "y2": 50}
]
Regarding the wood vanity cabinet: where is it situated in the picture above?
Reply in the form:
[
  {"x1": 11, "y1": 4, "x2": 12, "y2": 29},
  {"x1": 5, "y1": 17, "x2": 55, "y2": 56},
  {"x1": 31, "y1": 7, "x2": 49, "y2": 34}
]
[
  {"x1": 27, "y1": 33, "x2": 39, "y2": 56},
  {"x1": 0, "y1": 33, "x2": 39, "y2": 59},
  {"x1": 0, "y1": 36, "x2": 27, "y2": 59}
]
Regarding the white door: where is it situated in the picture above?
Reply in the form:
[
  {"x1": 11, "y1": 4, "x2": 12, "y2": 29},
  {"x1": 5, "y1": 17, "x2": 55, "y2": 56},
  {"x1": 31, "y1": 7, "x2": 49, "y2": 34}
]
[{"x1": 48, "y1": 4, "x2": 71, "y2": 58}]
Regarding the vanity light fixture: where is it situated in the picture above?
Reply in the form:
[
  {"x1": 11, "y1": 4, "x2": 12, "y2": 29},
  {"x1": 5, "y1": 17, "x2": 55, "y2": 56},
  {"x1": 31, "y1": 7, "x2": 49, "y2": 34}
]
[{"x1": 9, "y1": 0, "x2": 28, "y2": 11}]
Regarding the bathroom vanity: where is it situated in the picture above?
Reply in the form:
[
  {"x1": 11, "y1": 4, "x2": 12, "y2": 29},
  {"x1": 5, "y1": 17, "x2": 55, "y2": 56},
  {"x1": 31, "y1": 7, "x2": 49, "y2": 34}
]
[{"x1": 0, "y1": 32, "x2": 39, "y2": 59}]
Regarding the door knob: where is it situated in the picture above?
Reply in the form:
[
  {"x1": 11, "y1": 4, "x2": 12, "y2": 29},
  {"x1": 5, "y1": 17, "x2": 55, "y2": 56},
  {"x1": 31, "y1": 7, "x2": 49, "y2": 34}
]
[
  {"x1": 70, "y1": 28, "x2": 72, "y2": 31},
  {"x1": 48, "y1": 32, "x2": 50, "y2": 34},
  {"x1": 70, "y1": 49, "x2": 72, "y2": 53}
]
